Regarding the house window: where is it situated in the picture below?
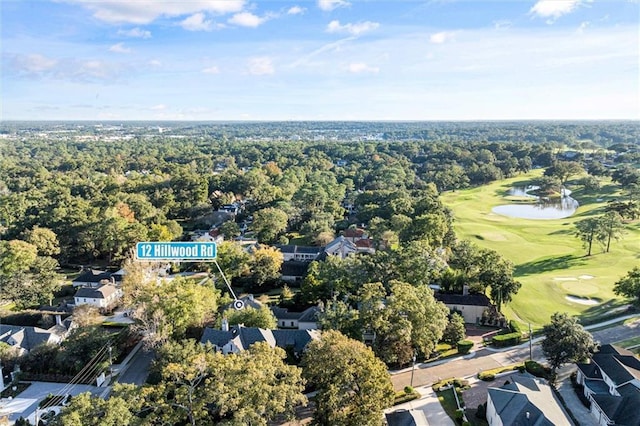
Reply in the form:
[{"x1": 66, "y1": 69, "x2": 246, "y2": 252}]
[{"x1": 290, "y1": 321, "x2": 294, "y2": 327}]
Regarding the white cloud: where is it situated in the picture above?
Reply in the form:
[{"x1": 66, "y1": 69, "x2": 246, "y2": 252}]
[
  {"x1": 150, "y1": 104, "x2": 167, "y2": 111},
  {"x1": 62, "y1": 0, "x2": 246, "y2": 24},
  {"x1": 228, "y1": 12, "x2": 267, "y2": 27},
  {"x1": 108, "y1": 42, "x2": 132, "y2": 53},
  {"x1": 117, "y1": 27, "x2": 151, "y2": 38},
  {"x1": 530, "y1": 0, "x2": 582, "y2": 19},
  {"x1": 348, "y1": 62, "x2": 379, "y2": 73},
  {"x1": 202, "y1": 66, "x2": 220, "y2": 74},
  {"x1": 318, "y1": 0, "x2": 350, "y2": 11},
  {"x1": 326, "y1": 20, "x2": 379, "y2": 36},
  {"x1": 577, "y1": 21, "x2": 590, "y2": 33},
  {"x1": 180, "y1": 13, "x2": 213, "y2": 31},
  {"x1": 247, "y1": 57, "x2": 274, "y2": 75},
  {"x1": 11, "y1": 54, "x2": 58, "y2": 73},
  {"x1": 430, "y1": 31, "x2": 455, "y2": 44},
  {"x1": 149, "y1": 59, "x2": 162, "y2": 67},
  {"x1": 287, "y1": 6, "x2": 305, "y2": 15}
]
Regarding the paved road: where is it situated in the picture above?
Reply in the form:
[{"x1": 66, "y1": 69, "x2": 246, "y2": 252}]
[
  {"x1": 391, "y1": 318, "x2": 640, "y2": 391},
  {"x1": 117, "y1": 348, "x2": 155, "y2": 386}
]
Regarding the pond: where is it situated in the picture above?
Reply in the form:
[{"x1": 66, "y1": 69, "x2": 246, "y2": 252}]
[{"x1": 492, "y1": 186, "x2": 579, "y2": 220}]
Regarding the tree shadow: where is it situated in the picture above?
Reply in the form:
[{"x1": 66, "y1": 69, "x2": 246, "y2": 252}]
[{"x1": 515, "y1": 254, "x2": 588, "y2": 277}]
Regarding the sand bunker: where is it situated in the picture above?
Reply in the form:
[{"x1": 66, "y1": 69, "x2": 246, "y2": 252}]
[
  {"x1": 565, "y1": 295, "x2": 600, "y2": 305},
  {"x1": 554, "y1": 277, "x2": 578, "y2": 281},
  {"x1": 578, "y1": 275, "x2": 595, "y2": 280}
]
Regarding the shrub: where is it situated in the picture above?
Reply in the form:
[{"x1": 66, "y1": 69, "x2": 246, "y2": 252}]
[
  {"x1": 492, "y1": 332, "x2": 521, "y2": 347},
  {"x1": 478, "y1": 372, "x2": 495, "y2": 381},
  {"x1": 404, "y1": 386, "x2": 414, "y2": 394},
  {"x1": 457, "y1": 340, "x2": 474, "y2": 354},
  {"x1": 509, "y1": 320, "x2": 522, "y2": 334},
  {"x1": 525, "y1": 360, "x2": 550, "y2": 378},
  {"x1": 432, "y1": 377, "x2": 470, "y2": 392}
]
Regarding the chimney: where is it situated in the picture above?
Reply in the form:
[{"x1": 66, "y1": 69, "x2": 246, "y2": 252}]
[
  {"x1": 462, "y1": 285, "x2": 469, "y2": 296},
  {"x1": 221, "y1": 318, "x2": 229, "y2": 332},
  {"x1": 55, "y1": 315, "x2": 63, "y2": 327},
  {"x1": 526, "y1": 412, "x2": 530, "y2": 420}
]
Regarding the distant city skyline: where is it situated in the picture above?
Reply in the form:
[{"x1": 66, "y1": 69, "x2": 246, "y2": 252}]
[{"x1": 2, "y1": 0, "x2": 639, "y2": 121}]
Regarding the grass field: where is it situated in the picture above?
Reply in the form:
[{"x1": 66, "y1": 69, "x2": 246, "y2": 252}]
[{"x1": 441, "y1": 170, "x2": 640, "y2": 328}]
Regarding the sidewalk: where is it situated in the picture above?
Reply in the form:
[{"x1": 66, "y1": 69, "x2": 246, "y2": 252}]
[{"x1": 385, "y1": 385, "x2": 455, "y2": 426}]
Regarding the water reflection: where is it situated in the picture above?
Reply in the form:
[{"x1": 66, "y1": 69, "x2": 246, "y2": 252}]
[{"x1": 492, "y1": 186, "x2": 579, "y2": 220}]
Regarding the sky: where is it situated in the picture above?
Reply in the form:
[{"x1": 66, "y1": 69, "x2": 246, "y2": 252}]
[{"x1": 1, "y1": 0, "x2": 639, "y2": 121}]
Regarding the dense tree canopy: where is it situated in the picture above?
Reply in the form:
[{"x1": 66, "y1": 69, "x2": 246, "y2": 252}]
[{"x1": 541, "y1": 312, "x2": 597, "y2": 374}]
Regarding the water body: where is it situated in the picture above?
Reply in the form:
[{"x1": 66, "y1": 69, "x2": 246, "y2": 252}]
[{"x1": 492, "y1": 186, "x2": 579, "y2": 220}]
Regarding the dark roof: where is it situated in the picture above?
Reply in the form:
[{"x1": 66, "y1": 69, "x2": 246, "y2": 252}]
[
  {"x1": 593, "y1": 385, "x2": 640, "y2": 425},
  {"x1": 200, "y1": 326, "x2": 318, "y2": 354},
  {"x1": 0, "y1": 324, "x2": 60, "y2": 351},
  {"x1": 577, "y1": 362, "x2": 604, "y2": 380},
  {"x1": 343, "y1": 228, "x2": 366, "y2": 238},
  {"x1": 435, "y1": 293, "x2": 491, "y2": 307},
  {"x1": 592, "y1": 346, "x2": 640, "y2": 385},
  {"x1": 75, "y1": 284, "x2": 118, "y2": 299},
  {"x1": 72, "y1": 269, "x2": 111, "y2": 283},
  {"x1": 276, "y1": 245, "x2": 322, "y2": 254},
  {"x1": 385, "y1": 409, "x2": 430, "y2": 426},
  {"x1": 280, "y1": 261, "x2": 310, "y2": 277},
  {"x1": 271, "y1": 306, "x2": 319, "y2": 323}
]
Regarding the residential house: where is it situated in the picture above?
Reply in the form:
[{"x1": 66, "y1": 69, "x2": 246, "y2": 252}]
[
  {"x1": 434, "y1": 293, "x2": 491, "y2": 324},
  {"x1": 576, "y1": 344, "x2": 640, "y2": 426},
  {"x1": 71, "y1": 269, "x2": 115, "y2": 288},
  {"x1": 276, "y1": 245, "x2": 323, "y2": 262},
  {"x1": 271, "y1": 306, "x2": 319, "y2": 330},
  {"x1": 0, "y1": 323, "x2": 68, "y2": 355},
  {"x1": 74, "y1": 284, "x2": 122, "y2": 310},
  {"x1": 486, "y1": 375, "x2": 574, "y2": 426},
  {"x1": 342, "y1": 227, "x2": 368, "y2": 243},
  {"x1": 323, "y1": 236, "x2": 358, "y2": 259},
  {"x1": 200, "y1": 323, "x2": 320, "y2": 357},
  {"x1": 385, "y1": 409, "x2": 429, "y2": 426},
  {"x1": 280, "y1": 261, "x2": 310, "y2": 283}
]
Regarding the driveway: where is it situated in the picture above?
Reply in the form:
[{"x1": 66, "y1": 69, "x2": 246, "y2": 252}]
[
  {"x1": 385, "y1": 385, "x2": 455, "y2": 426},
  {"x1": 117, "y1": 348, "x2": 155, "y2": 386},
  {"x1": 0, "y1": 381, "x2": 102, "y2": 424}
]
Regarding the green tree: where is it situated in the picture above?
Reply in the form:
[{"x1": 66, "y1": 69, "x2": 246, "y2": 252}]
[
  {"x1": 544, "y1": 161, "x2": 584, "y2": 185},
  {"x1": 317, "y1": 299, "x2": 361, "y2": 340},
  {"x1": 222, "y1": 306, "x2": 277, "y2": 329},
  {"x1": 597, "y1": 211, "x2": 624, "y2": 253},
  {"x1": 250, "y1": 246, "x2": 283, "y2": 286},
  {"x1": 0, "y1": 240, "x2": 38, "y2": 275},
  {"x1": 251, "y1": 208, "x2": 288, "y2": 243},
  {"x1": 303, "y1": 330, "x2": 394, "y2": 426},
  {"x1": 52, "y1": 390, "x2": 137, "y2": 426},
  {"x1": 613, "y1": 267, "x2": 640, "y2": 305},
  {"x1": 575, "y1": 217, "x2": 601, "y2": 256},
  {"x1": 442, "y1": 312, "x2": 466, "y2": 345},
  {"x1": 129, "y1": 277, "x2": 219, "y2": 347},
  {"x1": 541, "y1": 312, "x2": 597, "y2": 376},
  {"x1": 215, "y1": 241, "x2": 251, "y2": 282},
  {"x1": 219, "y1": 221, "x2": 241, "y2": 240},
  {"x1": 22, "y1": 226, "x2": 60, "y2": 256}
]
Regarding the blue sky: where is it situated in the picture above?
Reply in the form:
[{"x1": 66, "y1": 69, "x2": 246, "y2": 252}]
[{"x1": 2, "y1": 0, "x2": 638, "y2": 120}]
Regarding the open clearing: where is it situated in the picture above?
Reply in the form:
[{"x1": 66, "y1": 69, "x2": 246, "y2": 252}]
[{"x1": 441, "y1": 170, "x2": 640, "y2": 328}]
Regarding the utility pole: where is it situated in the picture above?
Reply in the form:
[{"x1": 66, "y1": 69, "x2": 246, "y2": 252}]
[
  {"x1": 528, "y1": 323, "x2": 533, "y2": 361},
  {"x1": 108, "y1": 346, "x2": 113, "y2": 377},
  {"x1": 410, "y1": 352, "x2": 417, "y2": 387}
]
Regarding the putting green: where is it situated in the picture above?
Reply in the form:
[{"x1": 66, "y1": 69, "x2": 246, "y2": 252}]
[{"x1": 442, "y1": 171, "x2": 640, "y2": 328}]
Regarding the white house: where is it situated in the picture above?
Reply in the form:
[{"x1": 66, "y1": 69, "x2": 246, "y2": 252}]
[
  {"x1": 271, "y1": 306, "x2": 319, "y2": 330},
  {"x1": 576, "y1": 345, "x2": 640, "y2": 426},
  {"x1": 74, "y1": 284, "x2": 122, "y2": 309}
]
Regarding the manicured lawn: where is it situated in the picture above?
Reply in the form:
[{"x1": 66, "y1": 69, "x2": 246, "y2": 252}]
[
  {"x1": 436, "y1": 388, "x2": 463, "y2": 424},
  {"x1": 614, "y1": 336, "x2": 640, "y2": 349},
  {"x1": 441, "y1": 171, "x2": 640, "y2": 328}
]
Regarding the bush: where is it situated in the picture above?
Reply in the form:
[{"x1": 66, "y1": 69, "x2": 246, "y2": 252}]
[
  {"x1": 525, "y1": 360, "x2": 550, "y2": 378},
  {"x1": 432, "y1": 377, "x2": 470, "y2": 392},
  {"x1": 478, "y1": 373, "x2": 495, "y2": 381},
  {"x1": 404, "y1": 386, "x2": 414, "y2": 394},
  {"x1": 509, "y1": 320, "x2": 522, "y2": 334},
  {"x1": 457, "y1": 340, "x2": 474, "y2": 354},
  {"x1": 492, "y1": 332, "x2": 521, "y2": 347}
]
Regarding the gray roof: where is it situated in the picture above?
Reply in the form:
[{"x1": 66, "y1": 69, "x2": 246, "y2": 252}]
[
  {"x1": 271, "y1": 306, "x2": 319, "y2": 323},
  {"x1": 488, "y1": 376, "x2": 572, "y2": 426},
  {"x1": 591, "y1": 344, "x2": 640, "y2": 386},
  {"x1": 0, "y1": 324, "x2": 61, "y2": 352},
  {"x1": 201, "y1": 325, "x2": 319, "y2": 354},
  {"x1": 75, "y1": 284, "x2": 118, "y2": 299},
  {"x1": 435, "y1": 293, "x2": 491, "y2": 307},
  {"x1": 72, "y1": 269, "x2": 111, "y2": 283},
  {"x1": 385, "y1": 409, "x2": 429, "y2": 426},
  {"x1": 276, "y1": 245, "x2": 322, "y2": 255}
]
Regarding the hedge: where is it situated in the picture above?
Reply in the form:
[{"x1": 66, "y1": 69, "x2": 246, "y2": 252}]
[
  {"x1": 432, "y1": 378, "x2": 470, "y2": 392},
  {"x1": 509, "y1": 320, "x2": 522, "y2": 334},
  {"x1": 525, "y1": 360, "x2": 550, "y2": 378},
  {"x1": 492, "y1": 332, "x2": 521, "y2": 347},
  {"x1": 457, "y1": 340, "x2": 474, "y2": 354}
]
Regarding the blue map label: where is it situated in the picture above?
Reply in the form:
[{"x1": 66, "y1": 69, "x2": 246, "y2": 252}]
[{"x1": 135, "y1": 242, "x2": 217, "y2": 261}]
